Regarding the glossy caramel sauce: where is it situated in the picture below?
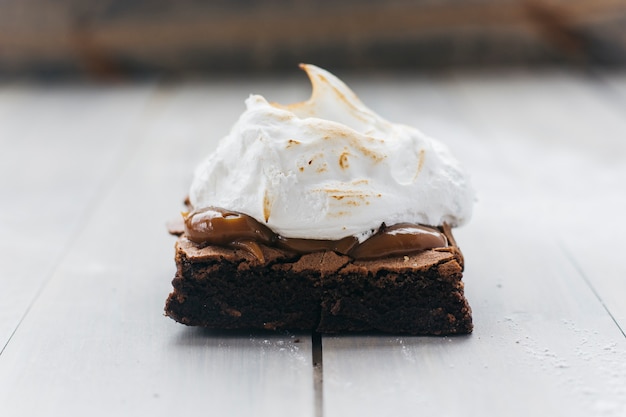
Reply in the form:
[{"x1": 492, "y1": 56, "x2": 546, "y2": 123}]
[{"x1": 183, "y1": 207, "x2": 448, "y2": 261}]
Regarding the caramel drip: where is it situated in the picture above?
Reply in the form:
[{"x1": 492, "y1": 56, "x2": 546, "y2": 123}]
[
  {"x1": 184, "y1": 207, "x2": 275, "y2": 245},
  {"x1": 277, "y1": 235, "x2": 359, "y2": 255},
  {"x1": 183, "y1": 207, "x2": 447, "y2": 261},
  {"x1": 348, "y1": 223, "x2": 447, "y2": 260}
]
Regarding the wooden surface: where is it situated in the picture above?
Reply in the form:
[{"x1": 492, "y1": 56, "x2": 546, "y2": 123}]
[
  {"x1": 2, "y1": 0, "x2": 626, "y2": 76},
  {"x1": 1, "y1": 70, "x2": 625, "y2": 416}
]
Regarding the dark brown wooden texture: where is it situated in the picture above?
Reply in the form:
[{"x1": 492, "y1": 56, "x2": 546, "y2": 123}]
[{"x1": 1, "y1": 0, "x2": 625, "y2": 78}]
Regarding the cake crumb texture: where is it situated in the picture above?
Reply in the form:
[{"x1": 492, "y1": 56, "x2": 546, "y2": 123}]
[{"x1": 165, "y1": 229, "x2": 472, "y2": 335}]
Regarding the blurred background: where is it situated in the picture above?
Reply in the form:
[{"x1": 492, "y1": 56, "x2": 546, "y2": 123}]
[{"x1": 1, "y1": 0, "x2": 625, "y2": 80}]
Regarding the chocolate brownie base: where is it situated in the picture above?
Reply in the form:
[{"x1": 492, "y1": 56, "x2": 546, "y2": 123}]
[{"x1": 165, "y1": 227, "x2": 472, "y2": 335}]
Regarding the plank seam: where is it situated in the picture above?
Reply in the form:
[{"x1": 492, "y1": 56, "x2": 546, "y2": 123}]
[
  {"x1": 559, "y1": 241, "x2": 626, "y2": 339},
  {"x1": 0, "y1": 83, "x2": 164, "y2": 358},
  {"x1": 312, "y1": 332, "x2": 324, "y2": 417}
]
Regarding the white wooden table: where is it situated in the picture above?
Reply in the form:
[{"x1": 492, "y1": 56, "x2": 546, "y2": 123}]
[{"x1": 1, "y1": 70, "x2": 625, "y2": 417}]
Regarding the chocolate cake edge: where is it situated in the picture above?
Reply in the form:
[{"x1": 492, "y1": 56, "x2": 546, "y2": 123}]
[{"x1": 165, "y1": 227, "x2": 472, "y2": 335}]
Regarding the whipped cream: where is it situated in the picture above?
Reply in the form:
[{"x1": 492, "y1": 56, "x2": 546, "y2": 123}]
[{"x1": 189, "y1": 64, "x2": 474, "y2": 241}]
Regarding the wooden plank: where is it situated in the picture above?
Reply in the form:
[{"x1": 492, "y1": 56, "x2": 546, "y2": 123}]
[
  {"x1": 3, "y1": 72, "x2": 625, "y2": 416},
  {"x1": 322, "y1": 73, "x2": 626, "y2": 416},
  {"x1": 446, "y1": 71, "x2": 626, "y2": 330},
  {"x1": 0, "y1": 84, "x2": 153, "y2": 350},
  {"x1": 0, "y1": 83, "x2": 315, "y2": 417}
]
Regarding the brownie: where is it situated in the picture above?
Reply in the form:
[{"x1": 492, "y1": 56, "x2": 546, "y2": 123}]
[{"x1": 165, "y1": 225, "x2": 472, "y2": 335}]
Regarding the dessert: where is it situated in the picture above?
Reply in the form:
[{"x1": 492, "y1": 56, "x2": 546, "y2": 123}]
[{"x1": 165, "y1": 64, "x2": 474, "y2": 335}]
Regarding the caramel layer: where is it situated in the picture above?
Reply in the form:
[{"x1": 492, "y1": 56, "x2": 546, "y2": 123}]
[{"x1": 183, "y1": 207, "x2": 448, "y2": 261}]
